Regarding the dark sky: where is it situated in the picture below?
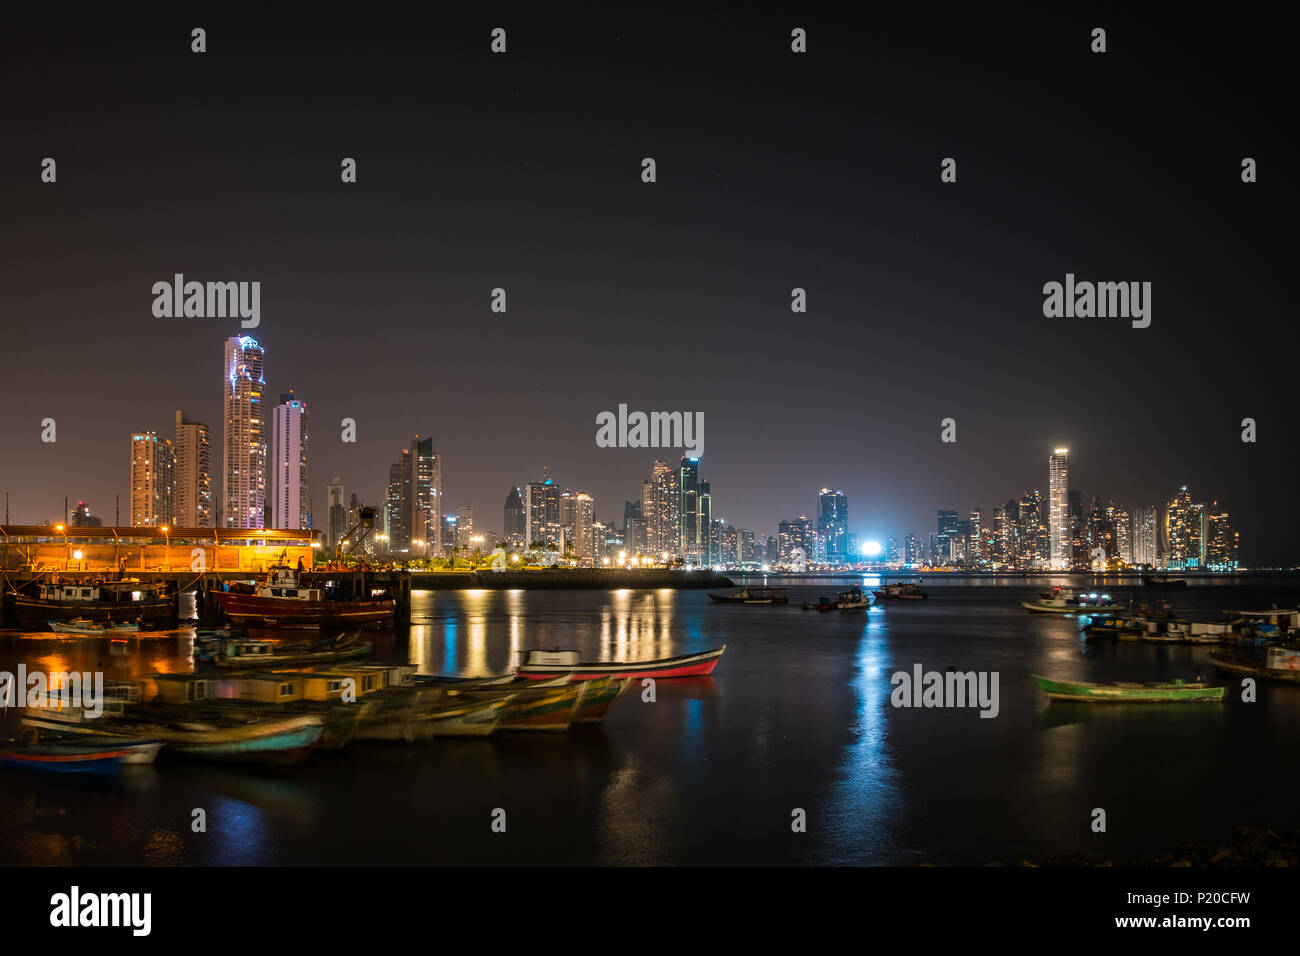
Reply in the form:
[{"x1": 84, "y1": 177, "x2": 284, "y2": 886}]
[{"x1": 1, "y1": 6, "x2": 1296, "y2": 561}]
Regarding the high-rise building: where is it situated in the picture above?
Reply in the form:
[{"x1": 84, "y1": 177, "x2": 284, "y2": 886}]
[
  {"x1": 886, "y1": 536, "x2": 901, "y2": 564},
  {"x1": 571, "y1": 492, "x2": 595, "y2": 565},
  {"x1": 174, "y1": 410, "x2": 212, "y2": 528},
  {"x1": 70, "y1": 501, "x2": 102, "y2": 528},
  {"x1": 1132, "y1": 506, "x2": 1158, "y2": 566},
  {"x1": 503, "y1": 487, "x2": 525, "y2": 544},
  {"x1": 678, "y1": 457, "x2": 702, "y2": 563},
  {"x1": 1049, "y1": 448, "x2": 1070, "y2": 569},
  {"x1": 968, "y1": 509, "x2": 983, "y2": 565},
  {"x1": 386, "y1": 450, "x2": 411, "y2": 551},
  {"x1": 936, "y1": 510, "x2": 960, "y2": 565},
  {"x1": 409, "y1": 436, "x2": 442, "y2": 556},
  {"x1": 1164, "y1": 486, "x2": 1202, "y2": 569},
  {"x1": 222, "y1": 336, "x2": 267, "y2": 529},
  {"x1": 525, "y1": 478, "x2": 553, "y2": 547},
  {"x1": 129, "y1": 431, "x2": 175, "y2": 528},
  {"x1": 778, "y1": 516, "x2": 814, "y2": 563},
  {"x1": 327, "y1": 478, "x2": 346, "y2": 551},
  {"x1": 817, "y1": 489, "x2": 849, "y2": 563},
  {"x1": 1205, "y1": 502, "x2": 1238, "y2": 569},
  {"x1": 649, "y1": 461, "x2": 679, "y2": 558},
  {"x1": 456, "y1": 506, "x2": 474, "y2": 546},
  {"x1": 904, "y1": 533, "x2": 921, "y2": 565},
  {"x1": 1018, "y1": 490, "x2": 1050, "y2": 568},
  {"x1": 271, "y1": 391, "x2": 309, "y2": 529}
]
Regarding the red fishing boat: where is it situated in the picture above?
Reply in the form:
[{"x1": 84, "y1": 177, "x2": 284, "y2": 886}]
[
  {"x1": 210, "y1": 567, "x2": 394, "y2": 629},
  {"x1": 515, "y1": 645, "x2": 725, "y2": 681}
]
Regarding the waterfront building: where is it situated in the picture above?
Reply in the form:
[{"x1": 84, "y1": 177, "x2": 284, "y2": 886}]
[
  {"x1": 1164, "y1": 486, "x2": 1203, "y2": 569},
  {"x1": 386, "y1": 451, "x2": 411, "y2": 551},
  {"x1": 409, "y1": 435, "x2": 443, "y2": 556},
  {"x1": 222, "y1": 335, "x2": 267, "y2": 529},
  {"x1": 503, "y1": 486, "x2": 525, "y2": 544},
  {"x1": 1132, "y1": 506, "x2": 1158, "y2": 566},
  {"x1": 778, "y1": 516, "x2": 814, "y2": 564},
  {"x1": 886, "y1": 536, "x2": 901, "y2": 564},
  {"x1": 271, "y1": 391, "x2": 309, "y2": 530},
  {"x1": 679, "y1": 457, "x2": 702, "y2": 564},
  {"x1": 936, "y1": 510, "x2": 960, "y2": 566},
  {"x1": 649, "y1": 461, "x2": 679, "y2": 559},
  {"x1": 326, "y1": 478, "x2": 346, "y2": 552},
  {"x1": 129, "y1": 431, "x2": 175, "y2": 528},
  {"x1": 1205, "y1": 502, "x2": 1239, "y2": 569},
  {"x1": 174, "y1": 410, "x2": 212, "y2": 528}
]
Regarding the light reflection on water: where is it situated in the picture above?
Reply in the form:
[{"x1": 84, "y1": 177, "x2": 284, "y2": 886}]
[{"x1": 2, "y1": 579, "x2": 1299, "y2": 865}]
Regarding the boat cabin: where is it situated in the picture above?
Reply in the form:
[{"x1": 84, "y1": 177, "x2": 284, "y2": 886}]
[
  {"x1": 522, "y1": 649, "x2": 581, "y2": 668},
  {"x1": 217, "y1": 674, "x2": 306, "y2": 704},
  {"x1": 259, "y1": 567, "x2": 322, "y2": 601},
  {"x1": 145, "y1": 673, "x2": 217, "y2": 704},
  {"x1": 35, "y1": 580, "x2": 162, "y2": 605}
]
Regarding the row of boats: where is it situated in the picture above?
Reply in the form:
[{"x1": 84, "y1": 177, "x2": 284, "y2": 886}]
[
  {"x1": 0, "y1": 644, "x2": 729, "y2": 773},
  {"x1": 710, "y1": 582, "x2": 929, "y2": 609}
]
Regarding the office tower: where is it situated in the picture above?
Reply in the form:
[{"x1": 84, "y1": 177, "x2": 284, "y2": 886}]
[
  {"x1": 1104, "y1": 502, "x2": 1132, "y2": 564},
  {"x1": 456, "y1": 506, "x2": 474, "y2": 546},
  {"x1": 699, "y1": 480, "x2": 713, "y2": 565},
  {"x1": 649, "y1": 461, "x2": 679, "y2": 558},
  {"x1": 968, "y1": 510, "x2": 983, "y2": 565},
  {"x1": 936, "y1": 510, "x2": 960, "y2": 565},
  {"x1": 524, "y1": 479, "x2": 547, "y2": 547},
  {"x1": 817, "y1": 489, "x2": 849, "y2": 563},
  {"x1": 222, "y1": 336, "x2": 267, "y2": 529},
  {"x1": 387, "y1": 450, "x2": 411, "y2": 550},
  {"x1": 70, "y1": 501, "x2": 102, "y2": 528},
  {"x1": 174, "y1": 410, "x2": 212, "y2": 528},
  {"x1": 408, "y1": 436, "x2": 442, "y2": 556},
  {"x1": 1131, "y1": 506, "x2": 1158, "y2": 566},
  {"x1": 623, "y1": 500, "x2": 644, "y2": 553},
  {"x1": 1164, "y1": 486, "x2": 1202, "y2": 569},
  {"x1": 738, "y1": 528, "x2": 755, "y2": 564},
  {"x1": 443, "y1": 513, "x2": 458, "y2": 553},
  {"x1": 1017, "y1": 490, "x2": 1050, "y2": 568},
  {"x1": 271, "y1": 391, "x2": 309, "y2": 529},
  {"x1": 778, "y1": 516, "x2": 814, "y2": 563},
  {"x1": 129, "y1": 431, "x2": 175, "y2": 527},
  {"x1": 1048, "y1": 448, "x2": 1070, "y2": 569},
  {"x1": 503, "y1": 487, "x2": 525, "y2": 544},
  {"x1": 1204, "y1": 502, "x2": 1238, "y2": 569},
  {"x1": 886, "y1": 536, "x2": 901, "y2": 564},
  {"x1": 571, "y1": 492, "x2": 595, "y2": 565},
  {"x1": 678, "y1": 457, "x2": 702, "y2": 563},
  {"x1": 904, "y1": 533, "x2": 921, "y2": 565},
  {"x1": 327, "y1": 478, "x2": 346, "y2": 551}
]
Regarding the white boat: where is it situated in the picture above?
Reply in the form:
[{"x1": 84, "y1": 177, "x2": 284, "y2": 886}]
[
  {"x1": 1021, "y1": 587, "x2": 1124, "y2": 614},
  {"x1": 47, "y1": 618, "x2": 140, "y2": 635}
]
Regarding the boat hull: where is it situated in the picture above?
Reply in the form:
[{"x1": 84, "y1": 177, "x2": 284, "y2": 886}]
[
  {"x1": 0, "y1": 742, "x2": 156, "y2": 773},
  {"x1": 14, "y1": 596, "x2": 175, "y2": 628},
  {"x1": 1211, "y1": 652, "x2": 1300, "y2": 682},
  {"x1": 211, "y1": 591, "x2": 394, "y2": 629},
  {"x1": 1022, "y1": 601, "x2": 1124, "y2": 614},
  {"x1": 492, "y1": 685, "x2": 583, "y2": 731},
  {"x1": 516, "y1": 646, "x2": 726, "y2": 681},
  {"x1": 573, "y1": 677, "x2": 632, "y2": 723},
  {"x1": 1033, "y1": 675, "x2": 1224, "y2": 702}
]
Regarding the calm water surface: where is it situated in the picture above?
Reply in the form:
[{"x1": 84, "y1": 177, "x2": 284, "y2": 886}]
[{"x1": 3, "y1": 577, "x2": 1298, "y2": 866}]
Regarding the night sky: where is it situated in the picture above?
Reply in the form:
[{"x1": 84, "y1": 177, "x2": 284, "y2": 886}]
[{"x1": 1, "y1": 6, "x2": 1295, "y2": 561}]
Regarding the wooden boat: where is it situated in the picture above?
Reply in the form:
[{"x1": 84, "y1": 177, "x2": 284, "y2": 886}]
[
  {"x1": 489, "y1": 682, "x2": 583, "y2": 731},
  {"x1": 515, "y1": 645, "x2": 726, "y2": 681},
  {"x1": 1032, "y1": 674, "x2": 1224, "y2": 702},
  {"x1": 573, "y1": 676, "x2": 633, "y2": 723},
  {"x1": 1021, "y1": 587, "x2": 1123, "y2": 614},
  {"x1": 1143, "y1": 575, "x2": 1189, "y2": 588},
  {"x1": 206, "y1": 633, "x2": 372, "y2": 668},
  {"x1": 0, "y1": 738, "x2": 162, "y2": 772},
  {"x1": 47, "y1": 617, "x2": 141, "y2": 635},
  {"x1": 873, "y1": 583, "x2": 927, "y2": 600},
  {"x1": 804, "y1": 586, "x2": 870, "y2": 611},
  {"x1": 708, "y1": 586, "x2": 788, "y2": 604},
  {"x1": 1211, "y1": 646, "x2": 1300, "y2": 683},
  {"x1": 354, "y1": 691, "x2": 513, "y2": 742},
  {"x1": 13, "y1": 579, "x2": 175, "y2": 628},
  {"x1": 211, "y1": 566, "x2": 395, "y2": 629}
]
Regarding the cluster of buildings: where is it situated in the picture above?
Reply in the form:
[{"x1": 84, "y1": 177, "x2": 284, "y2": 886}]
[
  {"x1": 893, "y1": 449, "x2": 1240, "y2": 572},
  {"x1": 122, "y1": 336, "x2": 307, "y2": 532}
]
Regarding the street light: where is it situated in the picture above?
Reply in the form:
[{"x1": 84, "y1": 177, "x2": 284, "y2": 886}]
[
  {"x1": 160, "y1": 525, "x2": 170, "y2": 569},
  {"x1": 55, "y1": 523, "x2": 68, "y2": 570}
]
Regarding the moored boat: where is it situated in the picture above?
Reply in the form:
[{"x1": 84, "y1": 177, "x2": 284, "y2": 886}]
[
  {"x1": 47, "y1": 618, "x2": 141, "y2": 635},
  {"x1": 1021, "y1": 587, "x2": 1123, "y2": 614},
  {"x1": 211, "y1": 566, "x2": 395, "y2": 629},
  {"x1": 804, "y1": 585, "x2": 871, "y2": 611},
  {"x1": 13, "y1": 579, "x2": 175, "y2": 628},
  {"x1": 1032, "y1": 674, "x2": 1225, "y2": 703},
  {"x1": 572, "y1": 676, "x2": 633, "y2": 723},
  {"x1": 1211, "y1": 646, "x2": 1300, "y2": 683},
  {"x1": 708, "y1": 586, "x2": 788, "y2": 605},
  {"x1": 0, "y1": 738, "x2": 161, "y2": 772},
  {"x1": 515, "y1": 645, "x2": 726, "y2": 681},
  {"x1": 1143, "y1": 575, "x2": 1189, "y2": 588},
  {"x1": 873, "y1": 582, "x2": 927, "y2": 601},
  {"x1": 204, "y1": 632, "x2": 372, "y2": 668}
]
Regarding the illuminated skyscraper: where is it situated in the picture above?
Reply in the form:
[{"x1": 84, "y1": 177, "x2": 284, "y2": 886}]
[
  {"x1": 129, "y1": 431, "x2": 175, "y2": 528},
  {"x1": 503, "y1": 486, "x2": 525, "y2": 544},
  {"x1": 174, "y1": 410, "x2": 212, "y2": 528},
  {"x1": 678, "y1": 457, "x2": 702, "y2": 563},
  {"x1": 271, "y1": 391, "x2": 309, "y2": 529},
  {"x1": 817, "y1": 489, "x2": 849, "y2": 563},
  {"x1": 409, "y1": 436, "x2": 442, "y2": 555},
  {"x1": 1164, "y1": 486, "x2": 1202, "y2": 568},
  {"x1": 1205, "y1": 502, "x2": 1238, "y2": 569},
  {"x1": 387, "y1": 450, "x2": 411, "y2": 551},
  {"x1": 1049, "y1": 448, "x2": 1070, "y2": 569},
  {"x1": 327, "y1": 478, "x2": 346, "y2": 551},
  {"x1": 649, "y1": 461, "x2": 679, "y2": 558},
  {"x1": 1132, "y1": 506, "x2": 1158, "y2": 566},
  {"x1": 222, "y1": 335, "x2": 267, "y2": 529}
]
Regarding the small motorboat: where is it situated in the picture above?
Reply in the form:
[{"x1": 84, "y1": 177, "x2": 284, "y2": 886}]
[
  {"x1": 47, "y1": 618, "x2": 140, "y2": 635},
  {"x1": 0, "y1": 738, "x2": 162, "y2": 772},
  {"x1": 516, "y1": 645, "x2": 726, "y2": 681},
  {"x1": 1033, "y1": 675, "x2": 1224, "y2": 703},
  {"x1": 1143, "y1": 575, "x2": 1189, "y2": 588},
  {"x1": 1211, "y1": 646, "x2": 1300, "y2": 683},
  {"x1": 708, "y1": 586, "x2": 788, "y2": 604},
  {"x1": 1021, "y1": 587, "x2": 1123, "y2": 614},
  {"x1": 873, "y1": 583, "x2": 927, "y2": 601},
  {"x1": 804, "y1": 586, "x2": 871, "y2": 611}
]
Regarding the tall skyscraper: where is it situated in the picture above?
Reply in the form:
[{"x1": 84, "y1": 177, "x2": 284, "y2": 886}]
[
  {"x1": 271, "y1": 390, "x2": 309, "y2": 529},
  {"x1": 386, "y1": 450, "x2": 411, "y2": 550},
  {"x1": 571, "y1": 492, "x2": 595, "y2": 565},
  {"x1": 1049, "y1": 448, "x2": 1070, "y2": 569},
  {"x1": 817, "y1": 489, "x2": 849, "y2": 563},
  {"x1": 1164, "y1": 486, "x2": 1201, "y2": 568},
  {"x1": 409, "y1": 436, "x2": 442, "y2": 555},
  {"x1": 129, "y1": 431, "x2": 175, "y2": 528},
  {"x1": 936, "y1": 510, "x2": 960, "y2": 565},
  {"x1": 456, "y1": 506, "x2": 474, "y2": 546},
  {"x1": 525, "y1": 478, "x2": 552, "y2": 547},
  {"x1": 327, "y1": 478, "x2": 346, "y2": 551},
  {"x1": 649, "y1": 461, "x2": 679, "y2": 558},
  {"x1": 503, "y1": 486, "x2": 525, "y2": 544},
  {"x1": 1205, "y1": 502, "x2": 1239, "y2": 569},
  {"x1": 1132, "y1": 506, "x2": 1158, "y2": 566},
  {"x1": 678, "y1": 457, "x2": 702, "y2": 563},
  {"x1": 968, "y1": 509, "x2": 983, "y2": 565},
  {"x1": 173, "y1": 410, "x2": 212, "y2": 527},
  {"x1": 222, "y1": 335, "x2": 267, "y2": 529}
]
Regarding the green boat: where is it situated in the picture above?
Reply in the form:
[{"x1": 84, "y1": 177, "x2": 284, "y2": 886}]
[{"x1": 1032, "y1": 675, "x2": 1224, "y2": 703}]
